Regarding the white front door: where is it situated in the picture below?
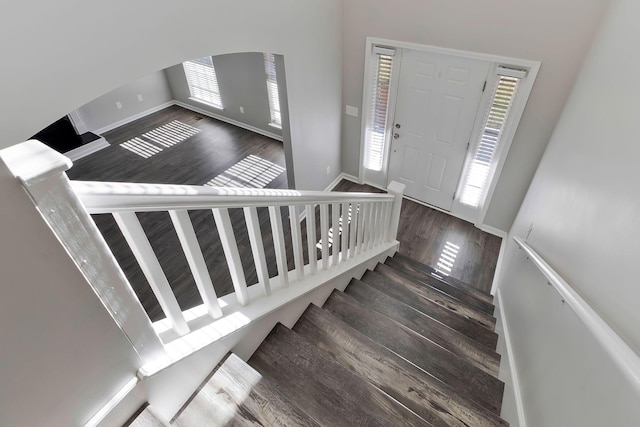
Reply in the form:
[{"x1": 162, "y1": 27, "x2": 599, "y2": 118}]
[{"x1": 388, "y1": 49, "x2": 490, "y2": 210}]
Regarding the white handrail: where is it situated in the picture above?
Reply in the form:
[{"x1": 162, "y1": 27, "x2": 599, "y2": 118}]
[
  {"x1": 513, "y1": 236, "x2": 640, "y2": 393},
  {"x1": 71, "y1": 180, "x2": 393, "y2": 214}
]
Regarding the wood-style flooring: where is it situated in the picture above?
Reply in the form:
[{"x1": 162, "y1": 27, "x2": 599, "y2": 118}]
[
  {"x1": 68, "y1": 105, "x2": 501, "y2": 320},
  {"x1": 332, "y1": 180, "x2": 502, "y2": 293}
]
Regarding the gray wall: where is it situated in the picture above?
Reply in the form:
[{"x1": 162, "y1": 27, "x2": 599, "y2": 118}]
[
  {"x1": 165, "y1": 52, "x2": 283, "y2": 138},
  {"x1": 0, "y1": 0, "x2": 343, "y2": 424},
  {"x1": 76, "y1": 70, "x2": 173, "y2": 132},
  {"x1": 341, "y1": 0, "x2": 610, "y2": 232},
  {"x1": 497, "y1": 0, "x2": 640, "y2": 423}
]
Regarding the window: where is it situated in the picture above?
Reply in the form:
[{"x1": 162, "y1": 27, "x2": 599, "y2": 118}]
[
  {"x1": 459, "y1": 67, "x2": 525, "y2": 208},
  {"x1": 264, "y1": 53, "x2": 281, "y2": 128},
  {"x1": 183, "y1": 56, "x2": 223, "y2": 109},
  {"x1": 363, "y1": 47, "x2": 396, "y2": 172}
]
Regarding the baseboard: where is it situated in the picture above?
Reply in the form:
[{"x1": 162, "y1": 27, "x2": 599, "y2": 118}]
[
  {"x1": 175, "y1": 101, "x2": 284, "y2": 142},
  {"x1": 93, "y1": 101, "x2": 175, "y2": 135},
  {"x1": 496, "y1": 289, "x2": 527, "y2": 427},
  {"x1": 490, "y1": 236, "x2": 508, "y2": 296},
  {"x1": 65, "y1": 138, "x2": 110, "y2": 161},
  {"x1": 477, "y1": 223, "x2": 508, "y2": 238}
]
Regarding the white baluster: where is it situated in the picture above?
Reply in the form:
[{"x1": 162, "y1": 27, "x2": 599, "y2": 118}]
[
  {"x1": 169, "y1": 210, "x2": 222, "y2": 319},
  {"x1": 243, "y1": 207, "x2": 271, "y2": 296},
  {"x1": 348, "y1": 202, "x2": 358, "y2": 259},
  {"x1": 367, "y1": 201, "x2": 376, "y2": 250},
  {"x1": 357, "y1": 202, "x2": 367, "y2": 254},
  {"x1": 268, "y1": 206, "x2": 289, "y2": 288},
  {"x1": 386, "y1": 181, "x2": 406, "y2": 242},
  {"x1": 289, "y1": 205, "x2": 304, "y2": 281},
  {"x1": 373, "y1": 202, "x2": 383, "y2": 247},
  {"x1": 341, "y1": 202, "x2": 349, "y2": 264},
  {"x1": 320, "y1": 203, "x2": 330, "y2": 269},
  {"x1": 113, "y1": 212, "x2": 190, "y2": 335},
  {"x1": 306, "y1": 204, "x2": 317, "y2": 275},
  {"x1": 332, "y1": 203, "x2": 340, "y2": 266},
  {"x1": 212, "y1": 208, "x2": 249, "y2": 306}
]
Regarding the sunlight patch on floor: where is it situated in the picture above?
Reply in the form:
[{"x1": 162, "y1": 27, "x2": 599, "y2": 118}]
[
  {"x1": 206, "y1": 155, "x2": 285, "y2": 189},
  {"x1": 119, "y1": 120, "x2": 200, "y2": 157},
  {"x1": 436, "y1": 241, "x2": 460, "y2": 276}
]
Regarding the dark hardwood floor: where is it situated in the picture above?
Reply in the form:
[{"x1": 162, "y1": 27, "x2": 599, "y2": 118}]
[
  {"x1": 67, "y1": 105, "x2": 501, "y2": 320},
  {"x1": 332, "y1": 180, "x2": 502, "y2": 294}
]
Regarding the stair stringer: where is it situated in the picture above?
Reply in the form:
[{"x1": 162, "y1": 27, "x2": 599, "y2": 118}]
[{"x1": 93, "y1": 242, "x2": 399, "y2": 427}]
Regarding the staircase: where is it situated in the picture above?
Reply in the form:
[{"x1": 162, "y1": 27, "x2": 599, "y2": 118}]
[{"x1": 165, "y1": 253, "x2": 507, "y2": 426}]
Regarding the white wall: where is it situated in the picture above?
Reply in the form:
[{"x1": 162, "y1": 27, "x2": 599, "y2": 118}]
[
  {"x1": 0, "y1": 160, "x2": 142, "y2": 426},
  {"x1": 165, "y1": 52, "x2": 283, "y2": 138},
  {"x1": 0, "y1": 0, "x2": 342, "y2": 424},
  {"x1": 341, "y1": 0, "x2": 610, "y2": 231},
  {"x1": 497, "y1": 0, "x2": 640, "y2": 423},
  {"x1": 76, "y1": 70, "x2": 173, "y2": 133},
  {"x1": 0, "y1": 0, "x2": 343, "y2": 192}
]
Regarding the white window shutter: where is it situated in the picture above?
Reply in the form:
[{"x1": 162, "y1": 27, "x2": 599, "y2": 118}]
[
  {"x1": 364, "y1": 48, "x2": 395, "y2": 172},
  {"x1": 183, "y1": 56, "x2": 223, "y2": 109},
  {"x1": 459, "y1": 71, "x2": 522, "y2": 207},
  {"x1": 264, "y1": 53, "x2": 282, "y2": 127}
]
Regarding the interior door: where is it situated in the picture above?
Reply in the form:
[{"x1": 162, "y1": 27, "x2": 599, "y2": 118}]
[{"x1": 388, "y1": 49, "x2": 490, "y2": 210}]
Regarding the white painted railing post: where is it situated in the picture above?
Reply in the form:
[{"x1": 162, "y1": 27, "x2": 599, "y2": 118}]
[
  {"x1": 0, "y1": 140, "x2": 166, "y2": 362},
  {"x1": 386, "y1": 181, "x2": 406, "y2": 242}
]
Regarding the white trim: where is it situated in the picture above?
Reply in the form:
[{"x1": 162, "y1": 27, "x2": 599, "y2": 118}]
[
  {"x1": 324, "y1": 172, "x2": 351, "y2": 192},
  {"x1": 359, "y1": 37, "x2": 541, "y2": 229},
  {"x1": 68, "y1": 110, "x2": 89, "y2": 134},
  {"x1": 496, "y1": 289, "x2": 528, "y2": 427},
  {"x1": 365, "y1": 37, "x2": 541, "y2": 69},
  {"x1": 93, "y1": 101, "x2": 175, "y2": 135},
  {"x1": 476, "y1": 62, "x2": 540, "y2": 226},
  {"x1": 478, "y1": 223, "x2": 508, "y2": 239},
  {"x1": 175, "y1": 101, "x2": 284, "y2": 142},
  {"x1": 187, "y1": 97, "x2": 225, "y2": 112},
  {"x1": 64, "y1": 138, "x2": 110, "y2": 161},
  {"x1": 513, "y1": 236, "x2": 640, "y2": 394},
  {"x1": 490, "y1": 236, "x2": 508, "y2": 296},
  {"x1": 139, "y1": 241, "x2": 399, "y2": 378},
  {"x1": 85, "y1": 377, "x2": 139, "y2": 427}
]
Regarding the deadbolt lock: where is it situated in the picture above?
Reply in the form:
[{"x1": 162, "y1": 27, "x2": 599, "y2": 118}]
[{"x1": 395, "y1": 123, "x2": 401, "y2": 129}]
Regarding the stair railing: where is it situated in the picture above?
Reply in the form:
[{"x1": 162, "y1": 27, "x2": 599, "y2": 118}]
[{"x1": 4, "y1": 140, "x2": 404, "y2": 366}]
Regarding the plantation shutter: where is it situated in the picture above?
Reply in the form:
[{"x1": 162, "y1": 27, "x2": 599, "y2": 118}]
[
  {"x1": 459, "y1": 67, "x2": 526, "y2": 207},
  {"x1": 364, "y1": 46, "x2": 396, "y2": 172},
  {"x1": 264, "y1": 53, "x2": 282, "y2": 127},
  {"x1": 183, "y1": 56, "x2": 223, "y2": 109}
]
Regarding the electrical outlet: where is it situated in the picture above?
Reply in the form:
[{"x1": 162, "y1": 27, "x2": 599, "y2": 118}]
[
  {"x1": 326, "y1": 165, "x2": 331, "y2": 175},
  {"x1": 116, "y1": 101, "x2": 122, "y2": 109},
  {"x1": 239, "y1": 106, "x2": 245, "y2": 114},
  {"x1": 346, "y1": 105, "x2": 359, "y2": 117},
  {"x1": 137, "y1": 94, "x2": 144, "y2": 102}
]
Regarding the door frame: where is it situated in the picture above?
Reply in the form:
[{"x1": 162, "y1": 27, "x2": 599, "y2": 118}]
[{"x1": 358, "y1": 37, "x2": 540, "y2": 232}]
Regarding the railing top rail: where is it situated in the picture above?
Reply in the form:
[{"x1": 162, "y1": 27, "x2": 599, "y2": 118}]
[
  {"x1": 513, "y1": 236, "x2": 640, "y2": 393},
  {"x1": 71, "y1": 180, "x2": 394, "y2": 214}
]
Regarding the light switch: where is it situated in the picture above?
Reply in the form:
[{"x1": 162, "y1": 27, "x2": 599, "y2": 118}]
[{"x1": 346, "y1": 105, "x2": 359, "y2": 117}]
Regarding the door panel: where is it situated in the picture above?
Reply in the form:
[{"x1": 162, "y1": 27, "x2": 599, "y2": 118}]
[{"x1": 388, "y1": 49, "x2": 490, "y2": 210}]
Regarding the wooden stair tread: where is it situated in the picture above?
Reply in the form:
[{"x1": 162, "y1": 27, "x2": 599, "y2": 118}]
[
  {"x1": 294, "y1": 303, "x2": 507, "y2": 426},
  {"x1": 393, "y1": 253, "x2": 494, "y2": 304},
  {"x1": 361, "y1": 270, "x2": 498, "y2": 349},
  {"x1": 344, "y1": 281, "x2": 500, "y2": 376},
  {"x1": 125, "y1": 405, "x2": 168, "y2": 427},
  {"x1": 385, "y1": 257, "x2": 495, "y2": 314},
  {"x1": 375, "y1": 263, "x2": 496, "y2": 330},
  {"x1": 249, "y1": 323, "x2": 430, "y2": 426},
  {"x1": 173, "y1": 353, "x2": 319, "y2": 427},
  {"x1": 323, "y1": 290, "x2": 504, "y2": 413}
]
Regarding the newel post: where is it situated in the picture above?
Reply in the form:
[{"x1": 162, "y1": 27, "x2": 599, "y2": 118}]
[
  {"x1": 386, "y1": 181, "x2": 405, "y2": 242},
  {"x1": 0, "y1": 140, "x2": 166, "y2": 363}
]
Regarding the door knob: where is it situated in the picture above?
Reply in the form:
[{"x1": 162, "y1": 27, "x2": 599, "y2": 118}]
[{"x1": 393, "y1": 133, "x2": 400, "y2": 139}]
